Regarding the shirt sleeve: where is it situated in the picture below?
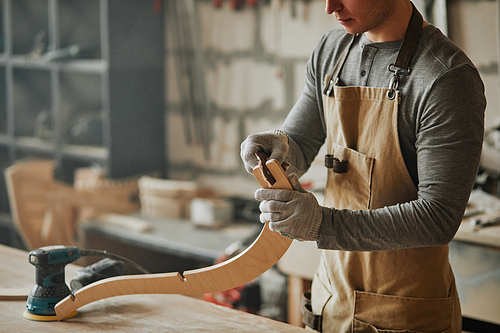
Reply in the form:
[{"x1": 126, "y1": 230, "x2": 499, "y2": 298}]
[
  {"x1": 318, "y1": 64, "x2": 486, "y2": 251},
  {"x1": 280, "y1": 40, "x2": 328, "y2": 177}
]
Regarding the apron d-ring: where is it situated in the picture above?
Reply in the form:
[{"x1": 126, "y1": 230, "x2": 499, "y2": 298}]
[
  {"x1": 387, "y1": 64, "x2": 404, "y2": 100},
  {"x1": 387, "y1": 64, "x2": 410, "y2": 100},
  {"x1": 387, "y1": 65, "x2": 409, "y2": 100},
  {"x1": 387, "y1": 73, "x2": 399, "y2": 100}
]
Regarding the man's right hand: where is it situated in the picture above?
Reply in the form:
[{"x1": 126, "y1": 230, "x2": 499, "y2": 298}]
[{"x1": 240, "y1": 129, "x2": 289, "y2": 174}]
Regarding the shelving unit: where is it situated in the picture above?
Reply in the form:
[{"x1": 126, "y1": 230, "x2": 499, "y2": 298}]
[{"x1": 0, "y1": 0, "x2": 166, "y2": 230}]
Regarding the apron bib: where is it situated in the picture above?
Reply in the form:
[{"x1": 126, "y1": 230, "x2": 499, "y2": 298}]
[{"x1": 309, "y1": 5, "x2": 461, "y2": 332}]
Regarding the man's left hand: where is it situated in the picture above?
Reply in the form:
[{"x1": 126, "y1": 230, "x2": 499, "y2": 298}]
[{"x1": 255, "y1": 173, "x2": 323, "y2": 241}]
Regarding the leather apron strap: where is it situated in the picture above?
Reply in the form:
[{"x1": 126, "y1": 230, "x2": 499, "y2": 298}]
[
  {"x1": 387, "y1": 2, "x2": 423, "y2": 99},
  {"x1": 390, "y1": 1, "x2": 423, "y2": 72}
]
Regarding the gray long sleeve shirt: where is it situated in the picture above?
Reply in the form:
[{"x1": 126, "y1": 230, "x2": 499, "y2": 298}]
[{"x1": 281, "y1": 26, "x2": 486, "y2": 251}]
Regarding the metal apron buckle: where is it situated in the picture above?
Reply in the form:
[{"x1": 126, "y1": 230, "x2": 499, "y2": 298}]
[{"x1": 387, "y1": 65, "x2": 409, "y2": 100}]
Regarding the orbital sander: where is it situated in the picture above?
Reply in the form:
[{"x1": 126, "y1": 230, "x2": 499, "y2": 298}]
[{"x1": 23, "y1": 245, "x2": 148, "y2": 322}]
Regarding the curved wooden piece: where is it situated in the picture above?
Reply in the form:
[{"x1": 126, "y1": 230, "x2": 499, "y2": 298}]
[{"x1": 55, "y1": 159, "x2": 293, "y2": 321}]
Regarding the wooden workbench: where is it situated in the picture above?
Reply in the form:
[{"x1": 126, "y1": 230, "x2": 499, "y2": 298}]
[
  {"x1": 0, "y1": 244, "x2": 305, "y2": 332},
  {"x1": 79, "y1": 214, "x2": 261, "y2": 273},
  {"x1": 81, "y1": 214, "x2": 261, "y2": 262}
]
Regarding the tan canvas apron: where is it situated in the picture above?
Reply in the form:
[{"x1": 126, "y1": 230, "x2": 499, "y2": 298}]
[{"x1": 309, "y1": 20, "x2": 462, "y2": 333}]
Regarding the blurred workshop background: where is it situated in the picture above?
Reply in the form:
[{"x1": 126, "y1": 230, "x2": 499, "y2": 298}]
[{"x1": 0, "y1": 0, "x2": 499, "y2": 331}]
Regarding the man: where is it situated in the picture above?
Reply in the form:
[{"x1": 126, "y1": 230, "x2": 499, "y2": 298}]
[{"x1": 241, "y1": 0, "x2": 485, "y2": 332}]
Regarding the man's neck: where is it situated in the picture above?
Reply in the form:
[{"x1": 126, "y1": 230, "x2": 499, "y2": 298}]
[{"x1": 364, "y1": 1, "x2": 415, "y2": 43}]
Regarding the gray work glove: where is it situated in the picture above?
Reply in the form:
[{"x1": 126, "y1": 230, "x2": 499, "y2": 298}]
[
  {"x1": 255, "y1": 173, "x2": 322, "y2": 241},
  {"x1": 240, "y1": 129, "x2": 289, "y2": 174}
]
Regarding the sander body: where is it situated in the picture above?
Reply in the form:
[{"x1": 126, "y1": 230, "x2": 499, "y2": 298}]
[
  {"x1": 23, "y1": 245, "x2": 147, "y2": 321},
  {"x1": 24, "y1": 245, "x2": 81, "y2": 321}
]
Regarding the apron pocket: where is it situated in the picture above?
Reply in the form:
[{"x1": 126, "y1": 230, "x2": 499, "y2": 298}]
[
  {"x1": 326, "y1": 142, "x2": 374, "y2": 210},
  {"x1": 352, "y1": 290, "x2": 452, "y2": 333},
  {"x1": 353, "y1": 320, "x2": 452, "y2": 333}
]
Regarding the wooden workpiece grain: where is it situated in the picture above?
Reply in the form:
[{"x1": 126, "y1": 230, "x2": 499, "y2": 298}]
[
  {"x1": 0, "y1": 219, "x2": 304, "y2": 332},
  {"x1": 55, "y1": 222, "x2": 293, "y2": 320},
  {"x1": 54, "y1": 159, "x2": 294, "y2": 321}
]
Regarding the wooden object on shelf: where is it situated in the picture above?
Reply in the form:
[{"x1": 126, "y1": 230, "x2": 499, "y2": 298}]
[
  {"x1": 4, "y1": 159, "x2": 71, "y2": 249},
  {"x1": 138, "y1": 176, "x2": 198, "y2": 219},
  {"x1": 4, "y1": 159, "x2": 141, "y2": 249},
  {"x1": 73, "y1": 166, "x2": 140, "y2": 221},
  {"x1": 95, "y1": 214, "x2": 152, "y2": 233},
  {"x1": 190, "y1": 197, "x2": 233, "y2": 229},
  {"x1": 54, "y1": 158, "x2": 293, "y2": 321}
]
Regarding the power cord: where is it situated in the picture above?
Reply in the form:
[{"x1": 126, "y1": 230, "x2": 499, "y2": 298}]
[{"x1": 80, "y1": 249, "x2": 150, "y2": 274}]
